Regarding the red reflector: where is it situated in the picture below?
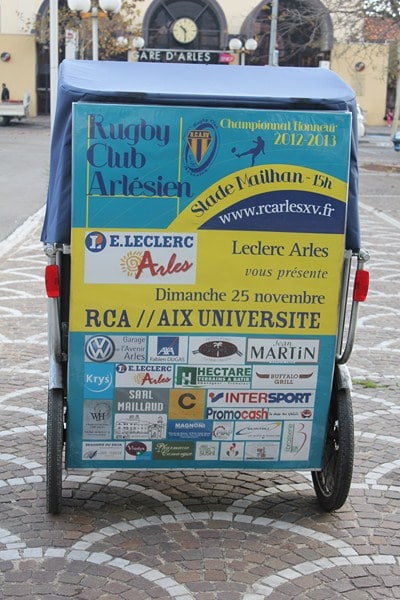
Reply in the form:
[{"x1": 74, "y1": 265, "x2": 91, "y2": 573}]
[
  {"x1": 45, "y1": 265, "x2": 60, "y2": 298},
  {"x1": 353, "y1": 269, "x2": 369, "y2": 302}
]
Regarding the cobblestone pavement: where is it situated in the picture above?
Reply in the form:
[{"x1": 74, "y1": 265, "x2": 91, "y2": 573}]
[{"x1": 0, "y1": 125, "x2": 399, "y2": 599}]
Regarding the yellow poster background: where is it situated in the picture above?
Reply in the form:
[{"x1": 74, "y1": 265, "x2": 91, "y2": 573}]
[{"x1": 70, "y1": 229, "x2": 344, "y2": 336}]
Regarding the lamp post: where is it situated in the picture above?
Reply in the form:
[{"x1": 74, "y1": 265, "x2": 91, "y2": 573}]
[
  {"x1": 50, "y1": 0, "x2": 58, "y2": 130},
  {"x1": 228, "y1": 37, "x2": 258, "y2": 66},
  {"x1": 132, "y1": 36, "x2": 145, "y2": 50},
  {"x1": 67, "y1": 0, "x2": 122, "y2": 61},
  {"x1": 268, "y1": 0, "x2": 279, "y2": 66}
]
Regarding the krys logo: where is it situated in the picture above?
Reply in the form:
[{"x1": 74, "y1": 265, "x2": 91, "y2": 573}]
[
  {"x1": 184, "y1": 120, "x2": 218, "y2": 175},
  {"x1": 84, "y1": 363, "x2": 114, "y2": 396}
]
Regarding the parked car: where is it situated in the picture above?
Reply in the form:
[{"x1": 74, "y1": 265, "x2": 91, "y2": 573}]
[
  {"x1": 357, "y1": 104, "x2": 365, "y2": 138},
  {"x1": 0, "y1": 92, "x2": 30, "y2": 126}
]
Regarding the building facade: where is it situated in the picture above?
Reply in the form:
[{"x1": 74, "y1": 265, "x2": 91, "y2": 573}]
[{"x1": 0, "y1": 0, "x2": 392, "y2": 124}]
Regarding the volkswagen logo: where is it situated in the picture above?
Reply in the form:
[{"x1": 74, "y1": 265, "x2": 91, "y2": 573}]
[{"x1": 85, "y1": 335, "x2": 115, "y2": 362}]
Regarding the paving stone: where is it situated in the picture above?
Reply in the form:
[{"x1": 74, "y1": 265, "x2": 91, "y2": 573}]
[{"x1": 0, "y1": 124, "x2": 400, "y2": 599}]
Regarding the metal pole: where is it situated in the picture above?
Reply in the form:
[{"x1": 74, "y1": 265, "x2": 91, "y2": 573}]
[
  {"x1": 91, "y1": 5, "x2": 99, "y2": 61},
  {"x1": 268, "y1": 0, "x2": 279, "y2": 66},
  {"x1": 49, "y1": 0, "x2": 58, "y2": 130},
  {"x1": 391, "y1": 38, "x2": 400, "y2": 138}
]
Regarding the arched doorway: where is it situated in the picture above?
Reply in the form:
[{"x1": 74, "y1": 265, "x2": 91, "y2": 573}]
[
  {"x1": 242, "y1": 0, "x2": 333, "y2": 67},
  {"x1": 142, "y1": 0, "x2": 228, "y2": 62}
]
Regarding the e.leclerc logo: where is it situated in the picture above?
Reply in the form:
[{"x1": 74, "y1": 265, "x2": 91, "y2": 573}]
[{"x1": 85, "y1": 231, "x2": 107, "y2": 252}]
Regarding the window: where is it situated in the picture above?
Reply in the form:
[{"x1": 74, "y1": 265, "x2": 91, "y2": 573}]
[{"x1": 145, "y1": 0, "x2": 225, "y2": 50}]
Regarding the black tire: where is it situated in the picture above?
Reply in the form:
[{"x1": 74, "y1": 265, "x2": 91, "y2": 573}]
[
  {"x1": 46, "y1": 388, "x2": 64, "y2": 514},
  {"x1": 0, "y1": 115, "x2": 10, "y2": 126},
  {"x1": 312, "y1": 377, "x2": 354, "y2": 511}
]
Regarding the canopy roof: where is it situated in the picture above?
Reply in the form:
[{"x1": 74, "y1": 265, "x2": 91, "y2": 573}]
[{"x1": 41, "y1": 60, "x2": 359, "y2": 250}]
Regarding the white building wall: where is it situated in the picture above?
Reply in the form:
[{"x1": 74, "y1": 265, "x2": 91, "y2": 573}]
[
  {"x1": 216, "y1": 0, "x2": 260, "y2": 32},
  {"x1": 0, "y1": 0, "x2": 42, "y2": 34}
]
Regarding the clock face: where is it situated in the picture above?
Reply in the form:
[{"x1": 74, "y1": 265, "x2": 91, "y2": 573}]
[{"x1": 172, "y1": 17, "x2": 198, "y2": 44}]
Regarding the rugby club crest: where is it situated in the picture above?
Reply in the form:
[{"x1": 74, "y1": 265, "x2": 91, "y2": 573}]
[{"x1": 184, "y1": 120, "x2": 218, "y2": 175}]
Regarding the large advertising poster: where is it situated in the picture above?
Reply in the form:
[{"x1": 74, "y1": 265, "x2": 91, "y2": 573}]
[{"x1": 67, "y1": 103, "x2": 351, "y2": 470}]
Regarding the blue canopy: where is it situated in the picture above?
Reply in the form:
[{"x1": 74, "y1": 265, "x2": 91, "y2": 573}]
[{"x1": 41, "y1": 60, "x2": 360, "y2": 250}]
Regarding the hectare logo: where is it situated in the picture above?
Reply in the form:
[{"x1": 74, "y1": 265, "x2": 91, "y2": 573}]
[
  {"x1": 184, "y1": 120, "x2": 218, "y2": 175},
  {"x1": 85, "y1": 231, "x2": 107, "y2": 252},
  {"x1": 85, "y1": 335, "x2": 115, "y2": 362}
]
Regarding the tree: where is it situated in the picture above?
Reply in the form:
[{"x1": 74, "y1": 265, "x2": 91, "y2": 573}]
[
  {"x1": 34, "y1": 0, "x2": 144, "y2": 61},
  {"x1": 249, "y1": 0, "x2": 332, "y2": 67}
]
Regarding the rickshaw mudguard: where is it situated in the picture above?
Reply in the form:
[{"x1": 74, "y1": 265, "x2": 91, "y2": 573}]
[{"x1": 334, "y1": 363, "x2": 352, "y2": 393}]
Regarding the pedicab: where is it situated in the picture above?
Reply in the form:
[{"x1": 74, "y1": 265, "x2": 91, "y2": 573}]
[{"x1": 41, "y1": 60, "x2": 369, "y2": 515}]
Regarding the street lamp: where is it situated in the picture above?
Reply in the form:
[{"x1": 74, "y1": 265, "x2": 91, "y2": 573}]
[
  {"x1": 228, "y1": 37, "x2": 258, "y2": 66},
  {"x1": 67, "y1": 0, "x2": 122, "y2": 61},
  {"x1": 268, "y1": 0, "x2": 279, "y2": 66},
  {"x1": 130, "y1": 36, "x2": 145, "y2": 61}
]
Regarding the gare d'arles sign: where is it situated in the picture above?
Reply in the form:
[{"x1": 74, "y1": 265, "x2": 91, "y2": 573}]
[{"x1": 134, "y1": 48, "x2": 235, "y2": 64}]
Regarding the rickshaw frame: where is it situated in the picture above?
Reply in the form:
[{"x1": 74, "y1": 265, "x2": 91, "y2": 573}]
[{"x1": 42, "y1": 61, "x2": 369, "y2": 515}]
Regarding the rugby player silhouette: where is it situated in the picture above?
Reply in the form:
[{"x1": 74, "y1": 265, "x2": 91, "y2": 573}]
[{"x1": 236, "y1": 136, "x2": 265, "y2": 166}]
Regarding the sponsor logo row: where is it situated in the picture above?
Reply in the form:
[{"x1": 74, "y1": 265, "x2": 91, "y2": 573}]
[
  {"x1": 82, "y1": 420, "x2": 311, "y2": 463},
  {"x1": 85, "y1": 334, "x2": 320, "y2": 366},
  {"x1": 85, "y1": 362, "x2": 319, "y2": 395},
  {"x1": 111, "y1": 388, "x2": 316, "y2": 411},
  {"x1": 83, "y1": 392, "x2": 314, "y2": 442}
]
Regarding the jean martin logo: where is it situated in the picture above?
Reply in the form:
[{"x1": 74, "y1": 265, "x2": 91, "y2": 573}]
[{"x1": 247, "y1": 338, "x2": 320, "y2": 364}]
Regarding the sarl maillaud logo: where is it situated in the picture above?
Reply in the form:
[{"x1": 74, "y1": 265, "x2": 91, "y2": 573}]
[{"x1": 184, "y1": 120, "x2": 218, "y2": 175}]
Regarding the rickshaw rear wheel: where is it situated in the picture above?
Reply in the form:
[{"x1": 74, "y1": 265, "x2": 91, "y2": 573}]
[
  {"x1": 312, "y1": 382, "x2": 354, "y2": 511},
  {"x1": 46, "y1": 387, "x2": 64, "y2": 514}
]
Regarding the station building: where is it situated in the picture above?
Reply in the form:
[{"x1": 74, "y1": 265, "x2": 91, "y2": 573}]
[{"x1": 0, "y1": 0, "x2": 394, "y2": 124}]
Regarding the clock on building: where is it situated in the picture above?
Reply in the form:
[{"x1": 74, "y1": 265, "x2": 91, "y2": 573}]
[{"x1": 172, "y1": 17, "x2": 198, "y2": 44}]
